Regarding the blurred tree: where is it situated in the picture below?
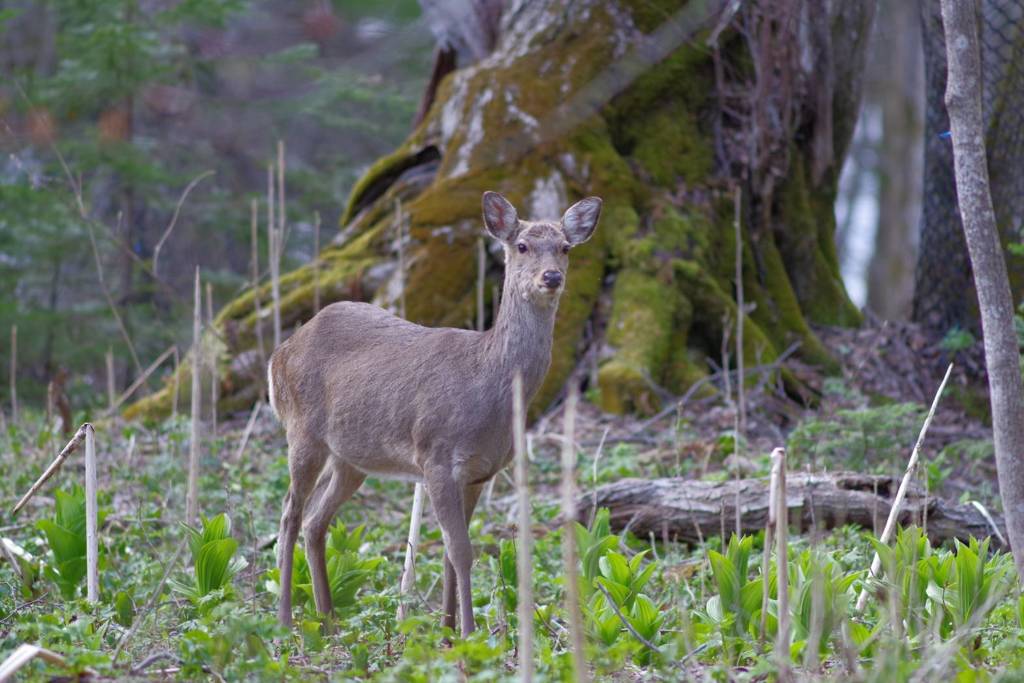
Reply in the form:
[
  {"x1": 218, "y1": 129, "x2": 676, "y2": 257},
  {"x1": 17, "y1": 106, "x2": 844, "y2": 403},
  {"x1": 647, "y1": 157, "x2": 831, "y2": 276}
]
[
  {"x1": 128, "y1": 0, "x2": 877, "y2": 419},
  {"x1": 913, "y1": 0, "x2": 1024, "y2": 335}
]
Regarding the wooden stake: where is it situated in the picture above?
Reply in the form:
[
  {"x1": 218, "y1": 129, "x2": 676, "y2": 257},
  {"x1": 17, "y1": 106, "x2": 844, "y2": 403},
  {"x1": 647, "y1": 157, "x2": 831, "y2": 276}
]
[
  {"x1": 9, "y1": 325, "x2": 16, "y2": 425},
  {"x1": 397, "y1": 483, "x2": 425, "y2": 622},
  {"x1": 84, "y1": 424, "x2": 98, "y2": 602},
  {"x1": 171, "y1": 346, "x2": 180, "y2": 420},
  {"x1": 734, "y1": 187, "x2": 746, "y2": 440},
  {"x1": 277, "y1": 140, "x2": 286, "y2": 246},
  {"x1": 105, "y1": 348, "x2": 115, "y2": 410},
  {"x1": 513, "y1": 372, "x2": 533, "y2": 682},
  {"x1": 313, "y1": 211, "x2": 321, "y2": 315},
  {"x1": 186, "y1": 268, "x2": 202, "y2": 524},
  {"x1": 206, "y1": 282, "x2": 217, "y2": 434},
  {"x1": 856, "y1": 363, "x2": 954, "y2": 611},
  {"x1": 561, "y1": 384, "x2": 589, "y2": 681}
]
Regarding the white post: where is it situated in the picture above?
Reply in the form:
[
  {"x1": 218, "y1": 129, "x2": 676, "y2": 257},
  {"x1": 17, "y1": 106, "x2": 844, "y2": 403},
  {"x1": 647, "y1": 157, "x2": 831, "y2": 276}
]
[{"x1": 84, "y1": 423, "x2": 99, "y2": 602}]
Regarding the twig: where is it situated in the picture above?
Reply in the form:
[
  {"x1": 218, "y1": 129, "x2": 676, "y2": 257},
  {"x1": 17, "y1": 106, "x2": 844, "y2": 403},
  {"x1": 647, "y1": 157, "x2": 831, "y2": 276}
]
[
  {"x1": 186, "y1": 268, "x2": 202, "y2": 524},
  {"x1": 105, "y1": 348, "x2": 116, "y2": 410},
  {"x1": 596, "y1": 582, "x2": 663, "y2": 655},
  {"x1": 85, "y1": 220, "x2": 144, "y2": 377},
  {"x1": 560, "y1": 384, "x2": 589, "y2": 682},
  {"x1": 171, "y1": 346, "x2": 180, "y2": 419},
  {"x1": 151, "y1": 170, "x2": 215, "y2": 278},
  {"x1": 513, "y1": 372, "x2": 534, "y2": 682},
  {"x1": 11, "y1": 424, "x2": 89, "y2": 515},
  {"x1": 84, "y1": 424, "x2": 98, "y2": 602},
  {"x1": 855, "y1": 363, "x2": 953, "y2": 611},
  {"x1": 971, "y1": 501, "x2": 1007, "y2": 547},
  {"x1": 103, "y1": 345, "x2": 177, "y2": 416},
  {"x1": 734, "y1": 187, "x2": 746, "y2": 441},
  {"x1": 0, "y1": 592, "x2": 49, "y2": 625},
  {"x1": 206, "y1": 282, "x2": 217, "y2": 434},
  {"x1": 250, "y1": 199, "x2": 267, "y2": 377},
  {"x1": 112, "y1": 539, "x2": 187, "y2": 664},
  {"x1": 397, "y1": 483, "x2": 425, "y2": 621},
  {"x1": 395, "y1": 199, "x2": 406, "y2": 318},
  {"x1": 589, "y1": 426, "x2": 610, "y2": 527},
  {"x1": 129, "y1": 652, "x2": 180, "y2": 675}
]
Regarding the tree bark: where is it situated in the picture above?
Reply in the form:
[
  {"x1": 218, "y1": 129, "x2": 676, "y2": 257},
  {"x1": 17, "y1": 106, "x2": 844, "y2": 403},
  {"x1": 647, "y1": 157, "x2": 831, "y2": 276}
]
[
  {"x1": 577, "y1": 473, "x2": 1007, "y2": 549},
  {"x1": 940, "y1": 0, "x2": 1024, "y2": 575},
  {"x1": 126, "y1": 0, "x2": 874, "y2": 421}
]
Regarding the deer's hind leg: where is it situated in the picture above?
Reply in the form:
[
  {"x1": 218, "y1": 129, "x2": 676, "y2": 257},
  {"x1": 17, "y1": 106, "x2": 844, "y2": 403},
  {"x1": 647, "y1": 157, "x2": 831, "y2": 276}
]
[
  {"x1": 303, "y1": 459, "x2": 366, "y2": 620},
  {"x1": 277, "y1": 436, "x2": 328, "y2": 627},
  {"x1": 437, "y1": 481, "x2": 484, "y2": 635}
]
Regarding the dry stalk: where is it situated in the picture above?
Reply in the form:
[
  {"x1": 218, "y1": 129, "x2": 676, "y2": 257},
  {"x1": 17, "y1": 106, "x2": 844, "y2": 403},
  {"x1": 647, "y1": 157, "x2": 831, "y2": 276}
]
[
  {"x1": 112, "y1": 539, "x2": 188, "y2": 664},
  {"x1": 8, "y1": 325, "x2": 16, "y2": 425},
  {"x1": 855, "y1": 363, "x2": 953, "y2": 612},
  {"x1": 0, "y1": 644, "x2": 96, "y2": 680},
  {"x1": 171, "y1": 347, "x2": 180, "y2": 420},
  {"x1": 277, "y1": 140, "x2": 287, "y2": 249},
  {"x1": 11, "y1": 424, "x2": 89, "y2": 515},
  {"x1": 267, "y1": 164, "x2": 282, "y2": 350},
  {"x1": 397, "y1": 483, "x2": 426, "y2": 622},
  {"x1": 313, "y1": 211, "x2": 321, "y2": 315},
  {"x1": 560, "y1": 384, "x2": 589, "y2": 682},
  {"x1": 105, "y1": 347, "x2": 116, "y2": 410},
  {"x1": 186, "y1": 268, "x2": 202, "y2": 524},
  {"x1": 206, "y1": 282, "x2": 217, "y2": 434},
  {"x1": 477, "y1": 237, "x2": 486, "y2": 332},
  {"x1": 513, "y1": 372, "x2": 534, "y2": 682},
  {"x1": 250, "y1": 199, "x2": 266, "y2": 374},
  {"x1": 103, "y1": 345, "x2": 176, "y2": 417},
  {"x1": 84, "y1": 424, "x2": 98, "y2": 602},
  {"x1": 759, "y1": 457, "x2": 778, "y2": 641},
  {"x1": 232, "y1": 402, "x2": 262, "y2": 463},
  {"x1": 395, "y1": 199, "x2": 406, "y2": 318},
  {"x1": 771, "y1": 447, "x2": 790, "y2": 671}
]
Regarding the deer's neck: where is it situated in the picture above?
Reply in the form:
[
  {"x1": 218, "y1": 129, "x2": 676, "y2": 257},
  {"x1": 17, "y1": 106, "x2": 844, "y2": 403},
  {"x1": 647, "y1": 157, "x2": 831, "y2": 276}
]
[{"x1": 484, "y1": 274, "x2": 559, "y2": 400}]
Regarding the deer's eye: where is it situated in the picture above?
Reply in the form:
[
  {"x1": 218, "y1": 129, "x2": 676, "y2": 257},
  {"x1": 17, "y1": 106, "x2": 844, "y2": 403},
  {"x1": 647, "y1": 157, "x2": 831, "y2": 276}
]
[
  {"x1": 562, "y1": 244, "x2": 571, "y2": 254},
  {"x1": 516, "y1": 243, "x2": 528, "y2": 254}
]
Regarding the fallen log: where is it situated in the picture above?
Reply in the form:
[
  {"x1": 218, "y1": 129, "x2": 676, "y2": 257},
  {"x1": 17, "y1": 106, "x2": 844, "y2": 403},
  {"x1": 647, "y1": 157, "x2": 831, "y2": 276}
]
[{"x1": 577, "y1": 472, "x2": 1008, "y2": 550}]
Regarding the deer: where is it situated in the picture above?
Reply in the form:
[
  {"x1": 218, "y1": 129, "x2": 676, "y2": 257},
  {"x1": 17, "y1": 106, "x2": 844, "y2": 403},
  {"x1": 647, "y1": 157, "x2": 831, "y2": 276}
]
[{"x1": 267, "y1": 190, "x2": 602, "y2": 637}]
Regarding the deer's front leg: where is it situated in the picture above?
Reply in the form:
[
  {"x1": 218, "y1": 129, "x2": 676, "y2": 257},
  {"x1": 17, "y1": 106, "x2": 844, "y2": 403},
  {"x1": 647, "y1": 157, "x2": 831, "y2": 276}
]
[
  {"x1": 424, "y1": 471, "x2": 477, "y2": 637},
  {"x1": 441, "y1": 482, "x2": 484, "y2": 632}
]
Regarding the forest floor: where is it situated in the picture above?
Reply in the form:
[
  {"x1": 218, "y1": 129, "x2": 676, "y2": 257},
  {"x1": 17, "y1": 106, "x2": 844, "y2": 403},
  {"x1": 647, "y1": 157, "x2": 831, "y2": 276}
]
[{"x1": 0, "y1": 318, "x2": 1020, "y2": 681}]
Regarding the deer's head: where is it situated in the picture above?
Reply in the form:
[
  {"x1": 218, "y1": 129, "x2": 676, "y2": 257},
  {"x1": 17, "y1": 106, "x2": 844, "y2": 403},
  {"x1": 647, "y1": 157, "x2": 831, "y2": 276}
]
[{"x1": 482, "y1": 191, "x2": 601, "y2": 307}]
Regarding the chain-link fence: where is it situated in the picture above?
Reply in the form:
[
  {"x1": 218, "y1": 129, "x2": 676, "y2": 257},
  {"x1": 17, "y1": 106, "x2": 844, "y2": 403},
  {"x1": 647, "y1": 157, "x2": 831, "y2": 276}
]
[{"x1": 914, "y1": 0, "x2": 1024, "y2": 334}]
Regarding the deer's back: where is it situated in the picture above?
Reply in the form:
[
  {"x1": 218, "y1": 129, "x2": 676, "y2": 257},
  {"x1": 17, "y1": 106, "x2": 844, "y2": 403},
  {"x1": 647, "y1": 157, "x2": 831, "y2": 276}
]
[{"x1": 270, "y1": 302, "x2": 514, "y2": 481}]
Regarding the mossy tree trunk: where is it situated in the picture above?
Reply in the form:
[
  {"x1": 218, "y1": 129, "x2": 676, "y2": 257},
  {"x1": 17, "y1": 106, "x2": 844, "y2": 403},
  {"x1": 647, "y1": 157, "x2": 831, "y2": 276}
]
[{"x1": 126, "y1": 0, "x2": 873, "y2": 421}]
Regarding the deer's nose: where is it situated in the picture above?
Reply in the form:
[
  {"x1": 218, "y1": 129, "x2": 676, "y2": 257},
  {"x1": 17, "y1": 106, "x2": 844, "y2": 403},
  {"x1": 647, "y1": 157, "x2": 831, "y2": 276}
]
[{"x1": 542, "y1": 270, "x2": 563, "y2": 289}]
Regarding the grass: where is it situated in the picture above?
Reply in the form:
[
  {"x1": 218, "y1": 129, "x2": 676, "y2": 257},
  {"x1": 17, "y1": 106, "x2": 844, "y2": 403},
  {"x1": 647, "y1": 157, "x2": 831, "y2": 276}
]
[{"x1": 1, "y1": 405, "x2": 1022, "y2": 681}]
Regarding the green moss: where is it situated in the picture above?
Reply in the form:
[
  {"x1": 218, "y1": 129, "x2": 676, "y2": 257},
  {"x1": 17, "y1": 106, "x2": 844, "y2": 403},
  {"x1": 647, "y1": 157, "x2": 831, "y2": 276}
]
[
  {"x1": 775, "y1": 153, "x2": 861, "y2": 327},
  {"x1": 621, "y1": 0, "x2": 686, "y2": 33},
  {"x1": 630, "y1": 104, "x2": 713, "y2": 187}
]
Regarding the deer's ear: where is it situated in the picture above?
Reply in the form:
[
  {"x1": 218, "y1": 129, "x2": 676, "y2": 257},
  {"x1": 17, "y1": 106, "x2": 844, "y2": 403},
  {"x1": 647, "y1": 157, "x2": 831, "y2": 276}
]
[
  {"x1": 482, "y1": 191, "x2": 520, "y2": 242},
  {"x1": 561, "y1": 196, "x2": 602, "y2": 246}
]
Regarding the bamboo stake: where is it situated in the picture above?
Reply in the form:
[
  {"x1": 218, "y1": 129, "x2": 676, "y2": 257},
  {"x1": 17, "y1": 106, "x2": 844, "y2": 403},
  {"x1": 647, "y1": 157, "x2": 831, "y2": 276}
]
[
  {"x1": 0, "y1": 644, "x2": 97, "y2": 680},
  {"x1": 268, "y1": 164, "x2": 281, "y2": 350},
  {"x1": 206, "y1": 282, "x2": 217, "y2": 434},
  {"x1": 312, "y1": 211, "x2": 321, "y2": 315},
  {"x1": 759, "y1": 455, "x2": 777, "y2": 641},
  {"x1": 9, "y1": 325, "x2": 17, "y2": 425},
  {"x1": 186, "y1": 268, "x2": 202, "y2": 524},
  {"x1": 397, "y1": 483, "x2": 426, "y2": 622},
  {"x1": 561, "y1": 384, "x2": 589, "y2": 682},
  {"x1": 477, "y1": 237, "x2": 486, "y2": 332},
  {"x1": 855, "y1": 363, "x2": 954, "y2": 611},
  {"x1": 772, "y1": 448, "x2": 790, "y2": 668},
  {"x1": 250, "y1": 199, "x2": 266, "y2": 373},
  {"x1": 513, "y1": 372, "x2": 533, "y2": 682},
  {"x1": 84, "y1": 424, "x2": 98, "y2": 602},
  {"x1": 105, "y1": 348, "x2": 115, "y2": 410},
  {"x1": 11, "y1": 424, "x2": 89, "y2": 515}
]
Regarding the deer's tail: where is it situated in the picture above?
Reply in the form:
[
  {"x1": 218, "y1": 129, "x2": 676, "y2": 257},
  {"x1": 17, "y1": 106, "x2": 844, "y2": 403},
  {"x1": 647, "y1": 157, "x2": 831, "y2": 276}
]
[{"x1": 267, "y1": 355, "x2": 280, "y2": 419}]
